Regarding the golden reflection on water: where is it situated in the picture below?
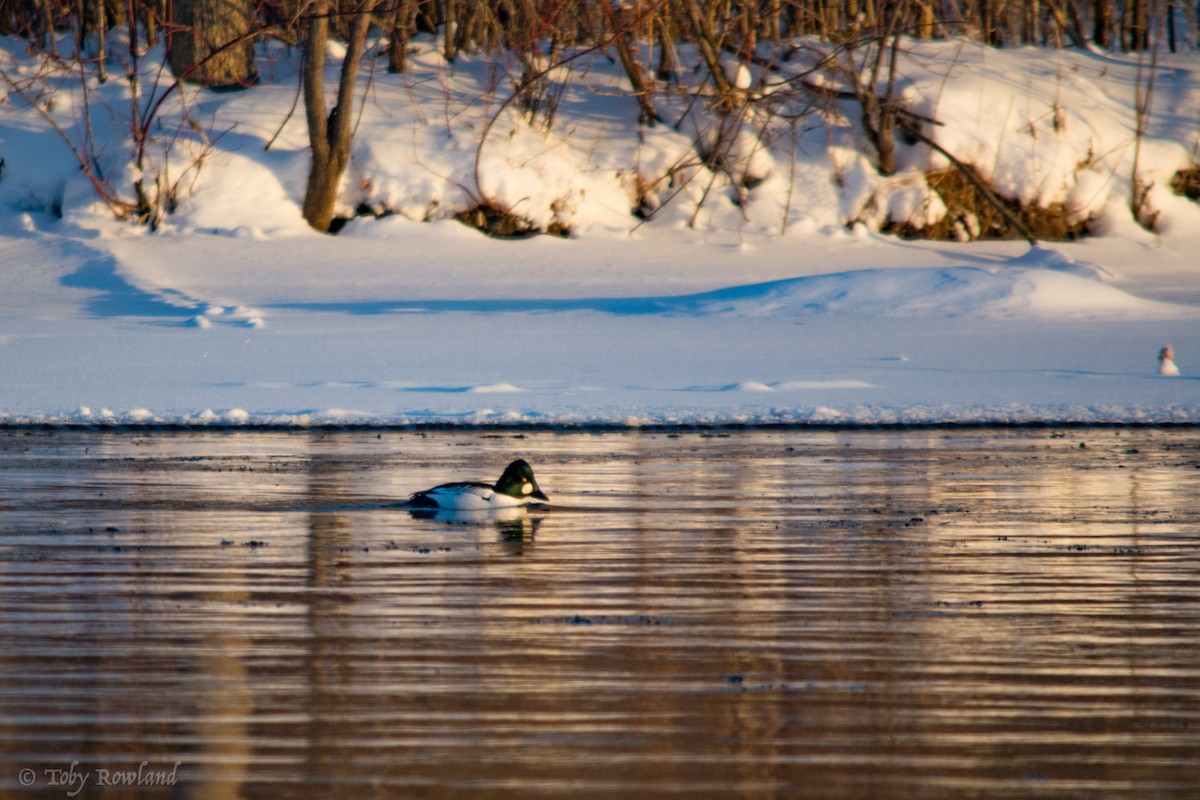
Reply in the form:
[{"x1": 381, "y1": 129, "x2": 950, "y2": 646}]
[{"x1": 0, "y1": 427, "x2": 1198, "y2": 798}]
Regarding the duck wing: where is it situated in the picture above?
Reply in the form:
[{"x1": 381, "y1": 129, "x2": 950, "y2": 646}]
[{"x1": 407, "y1": 481, "x2": 494, "y2": 509}]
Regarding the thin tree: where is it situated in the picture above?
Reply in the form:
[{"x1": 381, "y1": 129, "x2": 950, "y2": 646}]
[{"x1": 301, "y1": 0, "x2": 376, "y2": 232}]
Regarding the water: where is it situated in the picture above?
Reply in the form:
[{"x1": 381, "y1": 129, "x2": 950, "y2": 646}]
[{"x1": 1, "y1": 427, "x2": 1198, "y2": 798}]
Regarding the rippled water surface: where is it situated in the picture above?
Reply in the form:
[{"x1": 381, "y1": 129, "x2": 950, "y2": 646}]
[{"x1": 1, "y1": 427, "x2": 1199, "y2": 798}]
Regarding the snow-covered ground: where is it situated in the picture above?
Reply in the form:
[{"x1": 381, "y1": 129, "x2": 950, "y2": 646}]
[{"x1": 1, "y1": 35, "x2": 1197, "y2": 425}]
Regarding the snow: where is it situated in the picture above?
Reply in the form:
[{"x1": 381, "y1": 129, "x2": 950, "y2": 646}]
[{"x1": 1, "y1": 34, "x2": 1198, "y2": 427}]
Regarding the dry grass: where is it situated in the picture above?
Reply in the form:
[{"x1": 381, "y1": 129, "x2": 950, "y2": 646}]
[
  {"x1": 454, "y1": 202, "x2": 569, "y2": 239},
  {"x1": 884, "y1": 167, "x2": 1090, "y2": 242},
  {"x1": 327, "y1": 201, "x2": 569, "y2": 238},
  {"x1": 1170, "y1": 164, "x2": 1200, "y2": 201}
]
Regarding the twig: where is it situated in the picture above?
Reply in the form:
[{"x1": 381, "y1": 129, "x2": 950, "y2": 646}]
[
  {"x1": 265, "y1": 70, "x2": 303, "y2": 151},
  {"x1": 1130, "y1": 36, "x2": 1160, "y2": 229}
]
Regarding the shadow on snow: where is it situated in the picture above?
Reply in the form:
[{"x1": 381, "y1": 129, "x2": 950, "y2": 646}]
[{"x1": 61, "y1": 256, "x2": 196, "y2": 319}]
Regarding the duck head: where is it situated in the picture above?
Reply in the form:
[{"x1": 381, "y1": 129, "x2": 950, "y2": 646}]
[{"x1": 495, "y1": 459, "x2": 549, "y2": 503}]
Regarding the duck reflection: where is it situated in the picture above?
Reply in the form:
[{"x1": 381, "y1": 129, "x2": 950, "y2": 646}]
[{"x1": 407, "y1": 504, "x2": 545, "y2": 545}]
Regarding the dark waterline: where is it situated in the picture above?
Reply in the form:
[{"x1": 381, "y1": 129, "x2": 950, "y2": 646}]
[{"x1": 1, "y1": 427, "x2": 1198, "y2": 798}]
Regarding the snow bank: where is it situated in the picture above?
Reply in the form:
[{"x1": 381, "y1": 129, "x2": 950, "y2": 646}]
[
  {"x1": 7, "y1": 36, "x2": 1200, "y2": 240},
  {"x1": 670, "y1": 265, "x2": 1189, "y2": 320}
]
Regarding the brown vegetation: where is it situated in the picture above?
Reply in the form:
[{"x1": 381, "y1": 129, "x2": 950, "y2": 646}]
[
  {"x1": 455, "y1": 201, "x2": 569, "y2": 239},
  {"x1": 1171, "y1": 165, "x2": 1200, "y2": 201},
  {"x1": 884, "y1": 168, "x2": 1089, "y2": 241}
]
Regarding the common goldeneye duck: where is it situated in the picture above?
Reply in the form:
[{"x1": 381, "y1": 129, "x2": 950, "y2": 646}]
[{"x1": 406, "y1": 459, "x2": 549, "y2": 511}]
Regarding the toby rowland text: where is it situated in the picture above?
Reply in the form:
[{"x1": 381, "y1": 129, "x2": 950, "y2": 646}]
[{"x1": 19, "y1": 760, "x2": 181, "y2": 796}]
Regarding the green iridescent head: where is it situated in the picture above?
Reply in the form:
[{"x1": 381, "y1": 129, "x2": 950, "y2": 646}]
[{"x1": 495, "y1": 459, "x2": 549, "y2": 503}]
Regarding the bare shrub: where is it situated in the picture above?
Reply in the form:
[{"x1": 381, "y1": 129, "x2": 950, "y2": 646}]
[{"x1": 0, "y1": 24, "x2": 230, "y2": 227}]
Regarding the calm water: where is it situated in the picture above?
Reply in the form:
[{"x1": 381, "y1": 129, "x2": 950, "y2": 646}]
[{"x1": 1, "y1": 427, "x2": 1198, "y2": 799}]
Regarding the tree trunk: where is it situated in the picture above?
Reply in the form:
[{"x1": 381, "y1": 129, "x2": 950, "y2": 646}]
[
  {"x1": 1042, "y1": 0, "x2": 1090, "y2": 49},
  {"x1": 1093, "y1": 0, "x2": 1113, "y2": 47},
  {"x1": 917, "y1": 0, "x2": 936, "y2": 38},
  {"x1": 979, "y1": 0, "x2": 999, "y2": 45},
  {"x1": 1166, "y1": 0, "x2": 1176, "y2": 52},
  {"x1": 655, "y1": 6, "x2": 678, "y2": 84},
  {"x1": 168, "y1": 0, "x2": 256, "y2": 88},
  {"x1": 301, "y1": 0, "x2": 374, "y2": 232},
  {"x1": 95, "y1": 0, "x2": 108, "y2": 82},
  {"x1": 1124, "y1": 0, "x2": 1149, "y2": 50},
  {"x1": 604, "y1": 2, "x2": 662, "y2": 126},
  {"x1": 442, "y1": 0, "x2": 457, "y2": 61},
  {"x1": 387, "y1": 0, "x2": 417, "y2": 73}
]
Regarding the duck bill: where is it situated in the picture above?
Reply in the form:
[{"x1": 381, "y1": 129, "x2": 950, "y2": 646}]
[{"x1": 531, "y1": 489, "x2": 550, "y2": 503}]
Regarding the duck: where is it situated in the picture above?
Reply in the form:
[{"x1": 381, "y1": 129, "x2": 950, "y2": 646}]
[
  {"x1": 405, "y1": 459, "x2": 549, "y2": 511},
  {"x1": 1159, "y1": 345, "x2": 1180, "y2": 377}
]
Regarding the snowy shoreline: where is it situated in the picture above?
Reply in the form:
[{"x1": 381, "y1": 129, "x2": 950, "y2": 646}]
[{"x1": 3, "y1": 413, "x2": 1199, "y2": 430}]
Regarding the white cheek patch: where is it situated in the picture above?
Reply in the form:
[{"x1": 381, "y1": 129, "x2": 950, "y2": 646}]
[{"x1": 521, "y1": 482, "x2": 533, "y2": 495}]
